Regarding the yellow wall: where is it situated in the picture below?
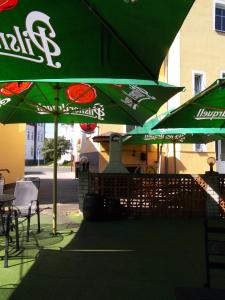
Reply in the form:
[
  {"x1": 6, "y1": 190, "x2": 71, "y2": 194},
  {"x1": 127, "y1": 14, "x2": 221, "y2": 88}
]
[
  {"x1": 180, "y1": 0, "x2": 224, "y2": 98},
  {"x1": 89, "y1": 1, "x2": 222, "y2": 175},
  {"x1": 176, "y1": 0, "x2": 221, "y2": 173},
  {"x1": 0, "y1": 124, "x2": 25, "y2": 184}
]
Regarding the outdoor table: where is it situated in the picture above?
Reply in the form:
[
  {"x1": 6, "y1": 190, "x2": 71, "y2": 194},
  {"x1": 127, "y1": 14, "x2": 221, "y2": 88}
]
[{"x1": 0, "y1": 194, "x2": 19, "y2": 268}]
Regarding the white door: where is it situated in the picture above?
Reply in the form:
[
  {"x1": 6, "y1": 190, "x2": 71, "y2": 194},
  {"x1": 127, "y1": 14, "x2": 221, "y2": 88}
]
[{"x1": 216, "y1": 140, "x2": 225, "y2": 173}]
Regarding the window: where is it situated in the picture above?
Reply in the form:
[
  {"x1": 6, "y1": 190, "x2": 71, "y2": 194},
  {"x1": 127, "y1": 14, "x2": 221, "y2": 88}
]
[
  {"x1": 31, "y1": 131, "x2": 34, "y2": 141},
  {"x1": 126, "y1": 125, "x2": 135, "y2": 133},
  {"x1": 215, "y1": 3, "x2": 225, "y2": 32},
  {"x1": 193, "y1": 71, "x2": 206, "y2": 151},
  {"x1": 194, "y1": 143, "x2": 207, "y2": 153},
  {"x1": 194, "y1": 73, "x2": 204, "y2": 95},
  {"x1": 30, "y1": 146, "x2": 34, "y2": 157},
  {"x1": 27, "y1": 131, "x2": 30, "y2": 140},
  {"x1": 221, "y1": 71, "x2": 225, "y2": 78}
]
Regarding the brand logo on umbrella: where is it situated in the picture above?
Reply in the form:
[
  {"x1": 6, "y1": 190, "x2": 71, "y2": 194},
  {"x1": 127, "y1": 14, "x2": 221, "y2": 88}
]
[
  {"x1": 0, "y1": 97, "x2": 11, "y2": 108},
  {"x1": 0, "y1": 0, "x2": 18, "y2": 12},
  {"x1": 36, "y1": 103, "x2": 105, "y2": 120},
  {"x1": 0, "y1": 11, "x2": 61, "y2": 68},
  {"x1": 66, "y1": 84, "x2": 97, "y2": 104},
  {"x1": 195, "y1": 108, "x2": 225, "y2": 120},
  {"x1": 0, "y1": 82, "x2": 32, "y2": 96},
  {"x1": 144, "y1": 134, "x2": 186, "y2": 142},
  {"x1": 121, "y1": 85, "x2": 156, "y2": 110}
]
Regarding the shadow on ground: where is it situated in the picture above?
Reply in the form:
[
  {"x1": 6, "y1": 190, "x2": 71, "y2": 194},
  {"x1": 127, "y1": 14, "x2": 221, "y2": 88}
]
[
  {"x1": 0, "y1": 219, "x2": 80, "y2": 300},
  {"x1": 4, "y1": 217, "x2": 209, "y2": 300},
  {"x1": 25, "y1": 171, "x2": 45, "y2": 175}
]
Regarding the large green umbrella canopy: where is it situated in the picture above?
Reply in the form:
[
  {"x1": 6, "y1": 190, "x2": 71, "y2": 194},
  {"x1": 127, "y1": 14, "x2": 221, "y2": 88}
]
[
  {"x1": 0, "y1": 0, "x2": 195, "y2": 82},
  {"x1": 123, "y1": 111, "x2": 225, "y2": 144},
  {"x1": 124, "y1": 111, "x2": 225, "y2": 173},
  {"x1": 0, "y1": 0, "x2": 194, "y2": 233},
  {"x1": 0, "y1": 81, "x2": 182, "y2": 124},
  {"x1": 0, "y1": 80, "x2": 182, "y2": 233},
  {"x1": 153, "y1": 79, "x2": 225, "y2": 129}
]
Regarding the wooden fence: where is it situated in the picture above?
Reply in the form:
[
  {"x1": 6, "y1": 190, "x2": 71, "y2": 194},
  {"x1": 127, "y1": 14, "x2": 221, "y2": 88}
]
[
  {"x1": 219, "y1": 175, "x2": 225, "y2": 218},
  {"x1": 89, "y1": 173, "x2": 210, "y2": 217}
]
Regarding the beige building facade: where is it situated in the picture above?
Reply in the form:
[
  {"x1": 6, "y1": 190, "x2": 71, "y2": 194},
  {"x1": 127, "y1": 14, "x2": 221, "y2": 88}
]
[
  {"x1": 166, "y1": 0, "x2": 225, "y2": 174},
  {"x1": 82, "y1": 0, "x2": 225, "y2": 174}
]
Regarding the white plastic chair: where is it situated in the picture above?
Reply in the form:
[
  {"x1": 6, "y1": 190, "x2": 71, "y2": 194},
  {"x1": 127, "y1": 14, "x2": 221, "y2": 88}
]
[{"x1": 13, "y1": 180, "x2": 40, "y2": 241}]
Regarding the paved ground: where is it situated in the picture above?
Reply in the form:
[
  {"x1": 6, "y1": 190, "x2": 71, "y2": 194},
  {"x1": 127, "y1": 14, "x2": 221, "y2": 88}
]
[{"x1": 24, "y1": 166, "x2": 80, "y2": 216}]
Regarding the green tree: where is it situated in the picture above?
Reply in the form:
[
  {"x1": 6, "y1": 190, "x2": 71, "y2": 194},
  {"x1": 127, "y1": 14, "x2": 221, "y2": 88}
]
[{"x1": 42, "y1": 137, "x2": 72, "y2": 163}]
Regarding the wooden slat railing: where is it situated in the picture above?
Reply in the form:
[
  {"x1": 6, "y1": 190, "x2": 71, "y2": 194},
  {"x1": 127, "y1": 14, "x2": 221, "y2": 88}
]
[
  {"x1": 219, "y1": 175, "x2": 225, "y2": 218},
  {"x1": 89, "y1": 173, "x2": 209, "y2": 217}
]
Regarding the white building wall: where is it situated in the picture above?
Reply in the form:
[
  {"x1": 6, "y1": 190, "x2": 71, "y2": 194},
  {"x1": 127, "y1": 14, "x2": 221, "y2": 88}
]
[
  {"x1": 25, "y1": 124, "x2": 34, "y2": 160},
  {"x1": 25, "y1": 123, "x2": 45, "y2": 164},
  {"x1": 167, "y1": 33, "x2": 181, "y2": 161},
  {"x1": 36, "y1": 124, "x2": 45, "y2": 161},
  {"x1": 167, "y1": 33, "x2": 181, "y2": 109},
  {"x1": 59, "y1": 124, "x2": 83, "y2": 163}
]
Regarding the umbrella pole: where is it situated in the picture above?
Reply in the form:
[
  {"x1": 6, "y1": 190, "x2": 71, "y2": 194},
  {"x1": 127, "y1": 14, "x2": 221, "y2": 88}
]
[
  {"x1": 158, "y1": 144, "x2": 163, "y2": 174},
  {"x1": 173, "y1": 142, "x2": 177, "y2": 174},
  {"x1": 53, "y1": 85, "x2": 60, "y2": 235},
  {"x1": 53, "y1": 114, "x2": 58, "y2": 235},
  {"x1": 146, "y1": 144, "x2": 148, "y2": 170}
]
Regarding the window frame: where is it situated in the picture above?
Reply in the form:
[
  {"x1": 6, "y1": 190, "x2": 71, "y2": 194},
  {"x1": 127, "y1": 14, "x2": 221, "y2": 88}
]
[
  {"x1": 214, "y1": 0, "x2": 225, "y2": 33},
  {"x1": 192, "y1": 70, "x2": 206, "y2": 96},
  {"x1": 220, "y1": 70, "x2": 225, "y2": 78},
  {"x1": 192, "y1": 70, "x2": 206, "y2": 153},
  {"x1": 193, "y1": 143, "x2": 207, "y2": 153}
]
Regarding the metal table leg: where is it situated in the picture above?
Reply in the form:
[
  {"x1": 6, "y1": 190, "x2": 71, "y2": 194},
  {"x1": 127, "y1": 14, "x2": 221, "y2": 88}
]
[{"x1": 4, "y1": 214, "x2": 10, "y2": 268}]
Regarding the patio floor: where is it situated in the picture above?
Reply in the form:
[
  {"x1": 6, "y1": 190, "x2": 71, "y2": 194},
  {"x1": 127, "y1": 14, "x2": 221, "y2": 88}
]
[{"x1": 0, "y1": 211, "x2": 224, "y2": 300}]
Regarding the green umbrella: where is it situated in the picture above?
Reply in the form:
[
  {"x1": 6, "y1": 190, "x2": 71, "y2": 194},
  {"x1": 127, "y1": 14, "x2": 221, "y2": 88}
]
[
  {"x1": 0, "y1": 80, "x2": 182, "y2": 233},
  {"x1": 124, "y1": 112, "x2": 225, "y2": 173},
  {"x1": 124, "y1": 112, "x2": 225, "y2": 144},
  {"x1": 153, "y1": 79, "x2": 225, "y2": 129},
  {"x1": 0, "y1": 0, "x2": 195, "y2": 82},
  {"x1": 0, "y1": 81, "x2": 182, "y2": 125},
  {"x1": 0, "y1": 0, "x2": 194, "y2": 233}
]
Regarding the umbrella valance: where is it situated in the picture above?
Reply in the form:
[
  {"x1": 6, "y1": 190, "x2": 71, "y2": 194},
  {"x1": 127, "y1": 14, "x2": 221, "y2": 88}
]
[
  {"x1": 124, "y1": 110, "x2": 225, "y2": 144},
  {"x1": 153, "y1": 79, "x2": 225, "y2": 129},
  {"x1": 0, "y1": 0, "x2": 195, "y2": 82},
  {"x1": 124, "y1": 132, "x2": 225, "y2": 144},
  {"x1": 0, "y1": 81, "x2": 183, "y2": 125}
]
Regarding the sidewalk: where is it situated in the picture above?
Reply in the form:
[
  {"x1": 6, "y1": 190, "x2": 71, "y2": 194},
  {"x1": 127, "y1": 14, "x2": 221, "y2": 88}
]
[{"x1": 24, "y1": 166, "x2": 80, "y2": 216}]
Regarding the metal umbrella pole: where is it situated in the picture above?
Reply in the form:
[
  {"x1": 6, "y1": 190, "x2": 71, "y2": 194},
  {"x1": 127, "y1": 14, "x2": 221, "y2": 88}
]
[
  {"x1": 173, "y1": 142, "x2": 177, "y2": 174},
  {"x1": 52, "y1": 84, "x2": 60, "y2": 235},
  {"x1": 158, "y1": 144, "x2": 163, "y2": 174}
]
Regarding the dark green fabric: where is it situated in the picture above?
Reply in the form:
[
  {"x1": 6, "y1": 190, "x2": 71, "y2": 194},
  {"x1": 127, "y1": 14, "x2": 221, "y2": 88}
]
[
  {"x1": 124, "y1": 111, "x2": 225, "y2": 144},
  {"x1": 154, "y1": 79, "x2": 225, "y2": 129},
  {"x1": 0, "y1": 0, "x2": 194, "y2": 82},
  {"x1": 0, "y1": 81, "x2": 182, "y2": 125}
]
